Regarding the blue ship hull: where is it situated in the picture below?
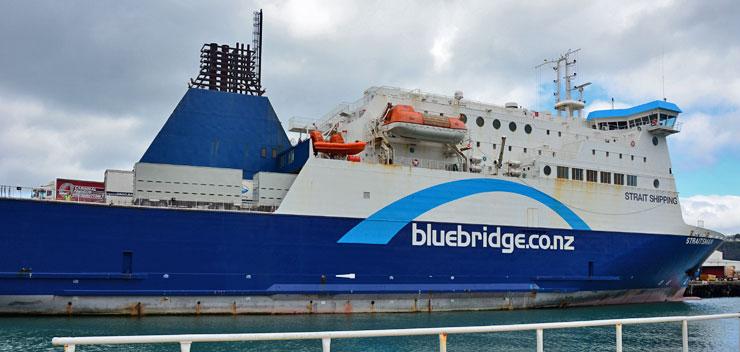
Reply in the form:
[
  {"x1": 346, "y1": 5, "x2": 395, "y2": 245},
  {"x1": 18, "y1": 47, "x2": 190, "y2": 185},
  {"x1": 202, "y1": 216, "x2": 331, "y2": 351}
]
[{"x1": 0, "y1": 198, "x2": 720, "y2": 314}]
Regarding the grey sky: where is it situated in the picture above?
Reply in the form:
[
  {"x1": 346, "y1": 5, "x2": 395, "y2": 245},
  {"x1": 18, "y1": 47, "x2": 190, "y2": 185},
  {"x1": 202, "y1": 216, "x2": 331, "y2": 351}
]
[{"x1": 1, "y1": 0, "x2": 740, "y2": 232}]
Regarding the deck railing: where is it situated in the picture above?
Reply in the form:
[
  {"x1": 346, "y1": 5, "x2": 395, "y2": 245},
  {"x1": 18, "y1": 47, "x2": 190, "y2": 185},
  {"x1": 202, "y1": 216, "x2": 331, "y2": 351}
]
[{"x1": 52, "y1": 312, "x2": 740, "y2": 352}]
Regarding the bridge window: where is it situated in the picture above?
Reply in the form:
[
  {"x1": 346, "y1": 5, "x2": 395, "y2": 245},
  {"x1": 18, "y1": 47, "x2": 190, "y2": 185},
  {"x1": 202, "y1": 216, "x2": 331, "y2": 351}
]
[
  {"x1": 509, "y1": 121, "x2": 517, "y2": 132},
  {"x1": 459, "y1": 113, "x2": 467, "y2": 124},
  {"x1": 649, "y1": 114, "x2": 658, "y2": 125},
  {"x1": 557, "y1": 166, "x2": 569, "y2": 179},
  {"x1": 525, "y1": 124, "x2": 532, "y2": 134},
  {"x1": 586, "y1": 170, "x2": 598, "y2": 182},
  {"x1": 476, "y1": 116, "x2": 484, "y2": 127},
  {"x1": 600, "y1": 171, "x2": 611, "y2": 184},
  {"x1": 572, "y1": 168, "x2": 584, "y2": 181},
  {"x1": 614, "y1": 173, "x2": 625, "y2": 185},
  {"x1": 493, "y1": 119, "x2": 501, "y2": 129},
  {"x1": 627, "y1": 175, "x2": 637, "y2": 186},
  {"x1": 543, "y1": 165, "x2": 552, "y2": 176}
]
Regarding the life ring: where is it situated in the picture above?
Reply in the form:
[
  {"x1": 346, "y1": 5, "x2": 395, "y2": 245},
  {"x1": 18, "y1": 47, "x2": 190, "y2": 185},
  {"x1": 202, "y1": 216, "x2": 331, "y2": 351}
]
[
  {"x1": 630, "y1": 140, "x2": 636, "y2": 147},
  {"x1": 412, "y1": 159, "x2": 420, "y2": 167}
]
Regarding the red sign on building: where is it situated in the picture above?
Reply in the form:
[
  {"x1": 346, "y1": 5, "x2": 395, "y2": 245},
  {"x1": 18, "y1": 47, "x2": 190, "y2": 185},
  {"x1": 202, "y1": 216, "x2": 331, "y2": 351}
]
[{"x1": 55, "y1": 179, "x2": 105, "y2": 203}]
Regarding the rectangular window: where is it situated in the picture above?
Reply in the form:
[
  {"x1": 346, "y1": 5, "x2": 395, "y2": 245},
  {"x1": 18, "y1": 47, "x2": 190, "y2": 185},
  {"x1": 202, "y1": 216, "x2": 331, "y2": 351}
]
[
  {"x1": 600, "y1": 171, "x2": 612, "y2": 184},
  {"x1": 260, "y1": 147, "x2": 267, "y2": 158},
  {"x1": 557, "y1": 166, "x2": 569, "y2": 179},
  {"x1": 572, "y1": 168, "x2": 584, "y2": 181},
  {"x1": 627, "y1": 175, "x2": 637, "y2": 186},
  {"x1": 614, "y1": 173, "x2": 625, "y2": 185},
  {"x1": 586, "y1": 170, "x2": 598, "y2": 182}
]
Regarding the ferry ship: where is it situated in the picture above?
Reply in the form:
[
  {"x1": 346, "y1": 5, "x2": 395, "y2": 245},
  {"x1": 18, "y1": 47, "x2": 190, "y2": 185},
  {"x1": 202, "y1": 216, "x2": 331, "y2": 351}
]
[{"x1": 0, "y1": 13, "x2": 725, "y2": 315}]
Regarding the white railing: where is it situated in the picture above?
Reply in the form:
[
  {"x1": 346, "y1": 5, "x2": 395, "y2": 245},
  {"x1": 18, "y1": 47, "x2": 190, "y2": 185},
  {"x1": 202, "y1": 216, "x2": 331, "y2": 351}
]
[{"x1": 52, "y1": 312, "x2": 739, "y2": 352}]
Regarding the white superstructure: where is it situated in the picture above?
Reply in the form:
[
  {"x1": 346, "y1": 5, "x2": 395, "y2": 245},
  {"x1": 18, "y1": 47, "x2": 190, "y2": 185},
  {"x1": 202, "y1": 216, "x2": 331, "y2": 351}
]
[{"x1": 275, "y1": 51, "x2": 716, "y2": 239}]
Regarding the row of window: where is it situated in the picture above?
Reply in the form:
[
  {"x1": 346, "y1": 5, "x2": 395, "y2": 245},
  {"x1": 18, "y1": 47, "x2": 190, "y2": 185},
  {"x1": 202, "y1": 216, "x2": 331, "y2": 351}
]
[
  {"x1": 591, "y1": 149, "x2": 647, "y2": 163},
  {"x1": 460, "y1": 114, "x2": 563, "y2": 137},
  {"x1": 137, "y1": 180, "x2": 238, "y2": 187},
  {"x1": 595, "y1": 113, "x2": 677, "y2": 131},
  {"x1": 545, "y1": 165, "x2": 640, "y2": 187},
  {"x1": 278, "y1": 150, "x2": 296, "y2": 168},
  {"x1": 140, "y1": 190, "x2": 239, "y2": 197},
  {"x1": 261, "y1": 147, "x2": 278, "y2": 159}
]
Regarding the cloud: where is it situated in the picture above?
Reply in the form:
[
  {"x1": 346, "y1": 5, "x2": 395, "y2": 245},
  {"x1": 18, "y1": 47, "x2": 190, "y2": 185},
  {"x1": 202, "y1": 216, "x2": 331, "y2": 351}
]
[
  {"x1": 0, "y1": 0, "x2": 740, "y2": 190},
  {"x1": 670, "y1": 109, "x2": 740, "y2": 168},
  {"x1": 430, "y1": 26, "x2": 459, "y2": 72},
  {"x1": 260, "y1": 0, "x2": 357, "y2": 39},
  {"x1": 0, "y1": 92, "x2": 151, "y2": 186},
  {"x1": 682, "y1": 195, "x2": 740, "y2": 235}
]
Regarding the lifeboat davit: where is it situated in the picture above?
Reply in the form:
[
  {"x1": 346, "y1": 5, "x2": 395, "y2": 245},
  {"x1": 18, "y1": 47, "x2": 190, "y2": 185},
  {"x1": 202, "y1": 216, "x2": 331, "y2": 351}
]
[
  {"x1": 381, "y1": 105, "x2": 467, "y2": 144},
  {"x1": 309, "y1": 130, "x2": 366, "y2": 156}
]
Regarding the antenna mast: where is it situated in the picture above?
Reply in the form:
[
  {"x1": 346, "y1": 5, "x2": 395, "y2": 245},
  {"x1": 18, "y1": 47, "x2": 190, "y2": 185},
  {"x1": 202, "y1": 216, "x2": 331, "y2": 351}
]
[
  {"x1": 253, "y1": 9, "x2": 263, "y2": 88},
  {"x1": 535, "y1": 49, "x2": 589, "y2": 118}
]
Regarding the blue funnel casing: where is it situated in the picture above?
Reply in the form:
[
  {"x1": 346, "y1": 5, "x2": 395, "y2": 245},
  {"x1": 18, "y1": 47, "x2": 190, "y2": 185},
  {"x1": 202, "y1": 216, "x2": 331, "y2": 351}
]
[{"x1": 140, "y1": 88, "x2": 290, "y2": 179}]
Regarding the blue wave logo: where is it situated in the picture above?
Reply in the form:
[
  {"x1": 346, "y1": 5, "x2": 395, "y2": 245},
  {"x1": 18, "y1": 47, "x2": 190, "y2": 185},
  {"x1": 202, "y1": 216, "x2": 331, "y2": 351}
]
[{"x1": 337, "y1": 178, "x2": 590, "y2": 245}]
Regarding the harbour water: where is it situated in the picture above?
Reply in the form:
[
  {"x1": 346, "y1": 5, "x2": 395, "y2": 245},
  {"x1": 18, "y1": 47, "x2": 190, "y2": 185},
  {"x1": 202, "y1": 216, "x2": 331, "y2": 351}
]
[{"x1": 1, "y1": 298, "x2": 738, "y2": 352}]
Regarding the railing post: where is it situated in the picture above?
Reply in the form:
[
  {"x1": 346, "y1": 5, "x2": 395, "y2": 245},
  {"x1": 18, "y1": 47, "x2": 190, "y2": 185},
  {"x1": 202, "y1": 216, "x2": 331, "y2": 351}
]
[
  {"x1": 63, "y1": 344, "x2": 75, "y2": 352},
  {"x1": 536, "y1": 328, "x2": 544, "y2": 352},
  {"x1": 681, "y1": 320, "x2": 688, "y2": 352},
  {"x1": 322, "y1": 337, "x2": 331, "y2": 352},
  {"x1": 439, "y1": 332, "x2": 447, "y2": 352},
  {"x1": 180, "y1": 341, "x2": 192, "y2": 352},
  {"x1": 615, "y1": 323, "x2": 623, "y2": 352}
]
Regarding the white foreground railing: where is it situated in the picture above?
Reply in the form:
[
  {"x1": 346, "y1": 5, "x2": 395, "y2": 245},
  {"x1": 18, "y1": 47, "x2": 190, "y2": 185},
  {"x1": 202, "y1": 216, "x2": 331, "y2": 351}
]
[{"x1": 52, "y1": 312, "x2": 740, "y2": 352}]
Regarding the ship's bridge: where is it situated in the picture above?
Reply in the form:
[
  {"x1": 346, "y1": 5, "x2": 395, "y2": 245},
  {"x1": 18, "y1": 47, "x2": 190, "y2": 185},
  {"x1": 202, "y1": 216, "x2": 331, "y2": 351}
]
[{"x1": 587, "y1": 100, "x2": 682, "y2": 136}]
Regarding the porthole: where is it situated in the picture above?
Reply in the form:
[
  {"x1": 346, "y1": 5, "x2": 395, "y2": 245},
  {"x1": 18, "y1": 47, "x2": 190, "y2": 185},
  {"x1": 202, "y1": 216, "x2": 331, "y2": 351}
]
[
  {"x1": 652, "y1": 136, "x2": 659, "y2": 146},
  {"x1": 476, "y1": 116, "x2": 484, "y2": 127},
  {"x1": 509, "y1": 121, "x2": 517, "y2": 132},
  {"x1": 459, "y1": 113, "x2": 467, "y2": 124},
  {"x1": 653, "y1": 179, "x2": 660, "y2": 188},
  {"x1": 543, "y1": 165, "x2": 552, "y2": 176},
  {"x1": 524, "y1": 124, "x2": 532, "y2": 134},
  {"x1": 492, "y1": 119, "x2": 501, "y2": 129}
]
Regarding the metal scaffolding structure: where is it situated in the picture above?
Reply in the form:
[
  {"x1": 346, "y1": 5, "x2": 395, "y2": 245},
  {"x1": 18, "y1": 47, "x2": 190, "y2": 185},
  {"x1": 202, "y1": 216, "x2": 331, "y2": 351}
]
[{"x1": 189, "y1": 10, "x2": 264, "y2": 96}]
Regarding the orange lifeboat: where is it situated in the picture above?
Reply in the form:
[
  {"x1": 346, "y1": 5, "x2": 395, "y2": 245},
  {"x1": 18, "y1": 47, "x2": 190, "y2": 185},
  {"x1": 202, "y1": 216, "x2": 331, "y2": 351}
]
[
  {"x1": 382, "y1": 105, "x2": 467, "y2": 143},
  {"x1": 309, "y1": 130, "x2": 366, "y2": 156}
]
